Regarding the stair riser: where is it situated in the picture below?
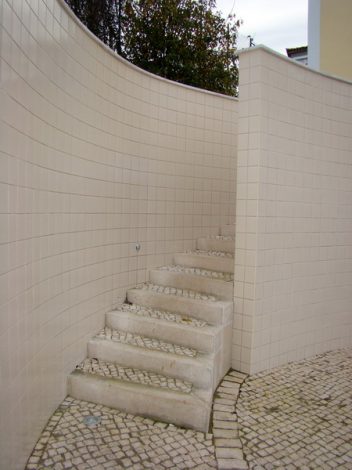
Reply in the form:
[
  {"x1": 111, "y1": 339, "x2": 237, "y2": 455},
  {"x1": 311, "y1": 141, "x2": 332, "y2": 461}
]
[
  {"x1": 174, "y1": 253, "x2": 234, "y2": 273},
  {"x1": 106, "y1": 311, "x2": 221, "y2": 353},
  {"x1": 216, "y1": 323, "x2": 233, "y2": 385},
  {"x1": 149, "y1": 270, "x2": 233, "y2": 301},
  {"x1": 220, "y1": 224, "x2": 236, "y2": 236},
  {"x1": 197, "y1": 238, "x2": 235, "y2": 253},
  {"x1": 127, "y1": 289, "x2": 233, "y2": 325},
  {"x1": 68, "y1": 372, "x2": 210, "y2": 432},
  {"x1": 88, "y1": 339, "x2": 215, "y2": 389}
]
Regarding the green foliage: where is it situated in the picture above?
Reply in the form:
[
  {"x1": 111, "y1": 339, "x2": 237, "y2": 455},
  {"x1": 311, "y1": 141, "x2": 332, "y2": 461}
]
[{"x1": 64, "y1": 0, "x2": 240, "y2": 96}]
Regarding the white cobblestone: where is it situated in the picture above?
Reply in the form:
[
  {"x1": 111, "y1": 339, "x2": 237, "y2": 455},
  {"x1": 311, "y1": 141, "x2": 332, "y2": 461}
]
[
  {"x1": 187, "y1": 250, "x2": 234, "y2": 258},
  {"x1": 215, "y1": 438, "x2": 242, "y2": 448},
  {"x1": 96, "y1": 327, "x2": 198, "y2": 357},
  {"x1": 217, "y1": 458, "x2": 248, "y2": 469},
  {"x1": 118, "y1": 304, "x2": 208, "y2": 328},
  {"x1": 159, "y1": 265, "x2": 234, "y2": 281},
  {"x1": 26, "y1": 397, "x2": 216, "y2": 469},
  {"x1": 134, "y1": 283, "x2": 217, "y2": 301},
  {"x1": 238, "y1": 348, "x2": 352, "y2": 470},
  {"x1": 26, "y1": 350, "x2": 352, "y2": 469},
  {"x1": 76, "y1": 358, "x2": 193, "y2": 393}
]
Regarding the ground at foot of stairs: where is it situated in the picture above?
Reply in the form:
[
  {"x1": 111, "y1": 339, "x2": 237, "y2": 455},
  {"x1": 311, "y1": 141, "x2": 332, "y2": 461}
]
[
  {"x1": 25, "y1": 397, "x2": 217, "y2": 470},
  {"x1": 26, "y1": 349, "x2": 352, "y2": 469}
]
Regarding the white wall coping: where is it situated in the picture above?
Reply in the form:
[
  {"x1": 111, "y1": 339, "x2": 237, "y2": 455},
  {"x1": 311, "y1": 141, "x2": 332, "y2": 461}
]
[
  {"x1": 238, "y1": 44, "x2": 352, "y2": 86},
  {"x1": 57, "y1": 0, "x2": 238, "y2": 101}
]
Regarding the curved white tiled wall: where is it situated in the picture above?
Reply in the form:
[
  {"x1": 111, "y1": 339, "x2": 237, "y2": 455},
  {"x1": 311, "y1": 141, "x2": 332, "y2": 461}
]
[
  {"x1": 234, "y1": 46, "x2": 352, "y2": 374},
  {"x1": 0, "y1": 0, "x2": 238, "y2": 467}
]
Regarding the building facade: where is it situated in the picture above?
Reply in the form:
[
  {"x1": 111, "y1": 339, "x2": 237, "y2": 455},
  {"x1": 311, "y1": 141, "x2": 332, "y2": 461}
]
[{"x1": 308, "y1": 0, "x2": 352, "y2": 80}]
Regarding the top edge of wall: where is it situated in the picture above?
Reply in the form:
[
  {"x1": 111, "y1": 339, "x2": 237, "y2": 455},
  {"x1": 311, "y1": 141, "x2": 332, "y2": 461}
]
[
  {"x1": 238, "y1": 44, "x2": 352, "y2": 86},
  {"x1": 57, "y1": 0, "x2": 238, "y2": 101}
]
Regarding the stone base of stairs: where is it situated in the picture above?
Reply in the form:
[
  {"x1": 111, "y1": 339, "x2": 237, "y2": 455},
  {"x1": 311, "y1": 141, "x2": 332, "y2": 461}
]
[
  {"x1": 68, "y1": 224, "x2": 236, "y2": 432},
  {"x1": 69, "y1": 362, "x2": 212, "y2": 431}
]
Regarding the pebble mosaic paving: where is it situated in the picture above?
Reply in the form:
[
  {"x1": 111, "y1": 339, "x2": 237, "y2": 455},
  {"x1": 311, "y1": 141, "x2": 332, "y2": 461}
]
[
  {"x1": 237, "y1": 348, "x2": 352, "y2": 469},
  {"x1": 95, "y1": 328, "x2": 198, "y2": 357},
  {"x1": 158, "y1": 265, "x2": 234, "y2": 282},
  {"x1": 26, "y1": 348, "x2": 352, "y2": 469},
  {"x1": 134, "y1": 283, "x2": 217, "y2": 301},
  {"x1": 76, "y1": 358, "x2": 193, "y2": 393},
  {"x1": 118, "y1": 304, "x2": 208, "y2": 328},
  {"x1": 26, "y1": 397, "x2": 216, "y2": 470},
  {"x1": 187, "y1": 250, "x2": 234, "y2": 258}
]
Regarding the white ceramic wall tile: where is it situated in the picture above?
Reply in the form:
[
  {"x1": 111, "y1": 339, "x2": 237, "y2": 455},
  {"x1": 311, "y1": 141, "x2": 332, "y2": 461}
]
[
  {"x1": 234, "y1": 47, "x2": 352, "y2": 374},
  {"x1": 0, "y1": 1, "x2": 238, "y2": 468}
]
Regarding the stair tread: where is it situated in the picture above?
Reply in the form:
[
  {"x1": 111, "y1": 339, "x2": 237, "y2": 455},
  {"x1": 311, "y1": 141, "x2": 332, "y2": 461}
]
[
  {"x1": 114, "y1": 303, "x2": 208, "y2": 328},
  {"x1": 132, "y1": 282, "x2": 219, "y2": 302},
  {"x1": 94, "y1": 327, "x2": 198, "y2": 357},
  {"x1": 75, "y1": 358, "x2": 193, "y2": 394},
  {"x1": 156, "y1": 265, "x2": 234, "y2": 282},
  {"x1": 185, "y1": 250, "x2": 234, "y2": 258}
]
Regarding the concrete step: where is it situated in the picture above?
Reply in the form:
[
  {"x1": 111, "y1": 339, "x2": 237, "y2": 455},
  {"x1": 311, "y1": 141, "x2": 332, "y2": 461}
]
[
  {"x1": 149, "y1": 266, "x2": 233, "y2": 300},
  {"x1": 127, "y1": 283, "x2": 233, "y2": 325},
  {"x1": 88, "y1": 328, "x2": 214, "y2": 389},
  {"x1": 67, "y1": 222, "x2": 237, "y2": 433},
  {"x1": 68, "y1": 359, "x2": 211, "y2": 431},
  {"x1": 197, "y1": 236, "x2": 235, "y2": 253},
  {"x1": 174, "y1": 251, "x2": 234, "y2": 273},
  {"x1": 106, "y1": 304, "x2": 222, "y2": 353},
  {"x1": 220, "y1": 224, "x2": 236, "y2": 236}
]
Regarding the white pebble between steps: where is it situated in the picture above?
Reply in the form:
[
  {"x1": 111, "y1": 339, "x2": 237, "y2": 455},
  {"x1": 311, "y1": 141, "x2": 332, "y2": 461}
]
[
  {"x1": 186, "y1": 250, "x2": 234, "y2": 258},
  {"x1": 76, "y1": 358, "x2": 193, "y2": 393},
  {"x1": 117, "y1": 304, "x2": 207, "y2": 328},
  {"x1": 96, "y1": 327, "x2": 198, "y2": 357},
  {"x1": 134, "y1": 283, "x2": 217, "y2": 302},
  {"x1": 158, "y1": 265, "x2": 234, "y2": 282}
]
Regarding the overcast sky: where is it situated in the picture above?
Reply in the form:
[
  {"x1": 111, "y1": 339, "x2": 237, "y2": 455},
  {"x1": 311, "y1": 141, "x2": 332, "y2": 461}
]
[{"x1": 216, "y1": 0, "x2": 308, "y2": 55}]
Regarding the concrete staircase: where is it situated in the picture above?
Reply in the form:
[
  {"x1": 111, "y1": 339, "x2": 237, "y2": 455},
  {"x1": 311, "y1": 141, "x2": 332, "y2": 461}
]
[{"x1": 68, "y1": 224, "x2": 235, "y2": 432}]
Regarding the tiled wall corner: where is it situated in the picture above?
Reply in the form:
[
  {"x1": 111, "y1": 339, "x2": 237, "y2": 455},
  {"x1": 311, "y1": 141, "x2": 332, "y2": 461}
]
[
  {"x1": 232, "y1": 51, "x2": 264, "y2": 373},
  {"x1": 235, "y1": 47, "x2": 352, "y2": 375}
]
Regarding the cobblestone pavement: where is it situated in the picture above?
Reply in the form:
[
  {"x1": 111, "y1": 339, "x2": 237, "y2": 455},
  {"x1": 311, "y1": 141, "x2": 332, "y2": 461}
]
[
  {"x1": 95, "y1": 327, "x2": 198, "y2": 357},
  {"x1": 187, "y1": 251, "x2": 234, "y2": 258},
  {"x1": 237, "y1": 348, "x2": 352, "y2": 469},
  {"x1": 26, "y1": 348, "x2": 352, "y2": 469},
  {"x1": 76, "y1": 358, "x2": 193, "y2": 393},
  {"x1": 212, "y1": 371, "x2": 248, "y2": 470},
  {"x1": 158, "y1": 266, "x2": 234, "y2": 282},
  {"x1": 26, "y1": 397, "x2": 216, "y2": 470},
  {"x1": 117, "y1": 304, "x2": 207, "y2": 328},
  {"x1": 134, "y1": 283, "x2": 217, "y2": 301}
]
